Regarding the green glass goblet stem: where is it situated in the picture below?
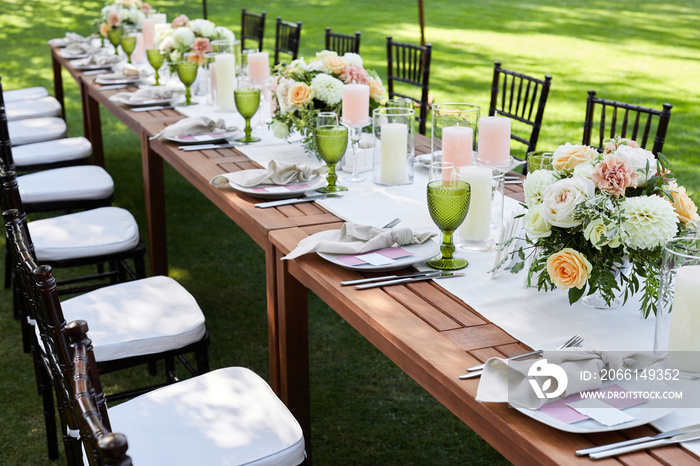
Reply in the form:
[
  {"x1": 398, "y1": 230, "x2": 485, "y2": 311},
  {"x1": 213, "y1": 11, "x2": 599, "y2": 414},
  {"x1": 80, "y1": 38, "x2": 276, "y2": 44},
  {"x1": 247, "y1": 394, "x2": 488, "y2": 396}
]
[
  {"x1": 120, "y1": 35, "x2": 137, "y2": 64},
  {"x1": 234, "y1": 88, "x2": 261, "y2": 143},
  {"x1": 427, "y1": 180, "x2": 471, "y2": 270},
  {"x1": 315, "y1": 125, "x2": 349, "y2": 193},
  {"x1": 176, "y1": 61, "x2": 198, "y2": 106},
  {"x1": 146, "y1": 49, "x2": 165, "y2": 85},
  {"x1": 107, "y1": 28, "x2": 122, "y2": 56}
]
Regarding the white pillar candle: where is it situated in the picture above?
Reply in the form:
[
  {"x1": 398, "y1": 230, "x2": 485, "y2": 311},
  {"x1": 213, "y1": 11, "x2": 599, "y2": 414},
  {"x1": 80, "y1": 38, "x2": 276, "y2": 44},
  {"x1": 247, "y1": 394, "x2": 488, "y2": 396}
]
[
  {"x1": 209, "y1": 62, "x2": 217, "y2": 105},
  {"x1": 477, "y1": 116, "x2": 511, "y2": 166},
  {"x1": 215, "y1": 53, "x2": 236, "y2": 112},
  {"x1": 142, "y1": 18, "x2": 154, "y2": 50},
  {"x1": 379, "y1": 123, "x2": 408, "y2": 185},
  {"x1": 247, "y1": 52, "x2": 269, "y2": 83},
  {"x1": 668, "y1": 265, "x2": 700, "y2": 372},
  {"x1": 342, "y1": 84, "x2": 369, "y2": 126},
  {"x1": 458, "y1": 166, "x2": 492, "y2": 241},
  {"x1": 150, "y1": 13, "x2": 167, "y2": 25},
  {"x1": 442, "y1": 126, "x2": 473, "y2": 167}
]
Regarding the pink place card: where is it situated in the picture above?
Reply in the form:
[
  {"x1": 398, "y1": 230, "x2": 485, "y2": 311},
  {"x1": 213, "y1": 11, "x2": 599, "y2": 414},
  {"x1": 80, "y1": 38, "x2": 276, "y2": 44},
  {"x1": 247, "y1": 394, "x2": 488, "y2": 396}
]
[
  {"x1": 250, "y1": 183, "x2": 311, "y2": 193},
  {"x1": 178, "y1": 132, "x2": 225, "y2": 142},
  {"x1": 336, "y1": 247, "x2": 413, "y2": 266},
  {"x1": 538, "y1": 384, "x2": 647, "y2": 424}
]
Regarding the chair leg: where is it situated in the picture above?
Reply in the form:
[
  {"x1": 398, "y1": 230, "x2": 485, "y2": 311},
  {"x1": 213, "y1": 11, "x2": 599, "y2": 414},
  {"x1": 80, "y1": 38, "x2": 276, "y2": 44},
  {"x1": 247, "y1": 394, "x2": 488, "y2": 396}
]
[
  {"x1": 5, "y1": 243, "x2": 12, "y2": 291},
  {"x1": 195, "y1": 345, "x2": 210, "y2": 374},
  {"x1": 148, "y1": 360, "x2": 158, "y2": 376},
  {"x1": 37, "y1": 359, "x2": 59, "y2": 460}
]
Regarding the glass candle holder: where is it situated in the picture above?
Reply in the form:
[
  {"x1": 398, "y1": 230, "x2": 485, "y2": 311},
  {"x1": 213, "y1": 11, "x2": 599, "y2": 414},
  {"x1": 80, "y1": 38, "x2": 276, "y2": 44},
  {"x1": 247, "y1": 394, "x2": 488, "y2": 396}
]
[
  {"x1": 372, "y1": 107, "x2": 415, "y2": 186},
  {"x1": 431, "y1": 103, "x2": 480, "y2": 167},
  {"x1": 654, "y1": 236, "x2": 700, "y2": 378},
  {"x1": 211, "y1": 39, "x2": 234, "y2": 54},
  {"x1": 455, "y1": 166, "x2": 504, "y2": 252}
]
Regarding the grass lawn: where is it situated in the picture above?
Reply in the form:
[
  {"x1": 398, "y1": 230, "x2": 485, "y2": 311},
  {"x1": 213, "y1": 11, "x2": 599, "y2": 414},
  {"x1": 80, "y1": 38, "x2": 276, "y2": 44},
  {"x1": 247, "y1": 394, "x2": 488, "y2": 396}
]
[{"x1": 1, "y1": 0, "x2": 699, "y2": 464}]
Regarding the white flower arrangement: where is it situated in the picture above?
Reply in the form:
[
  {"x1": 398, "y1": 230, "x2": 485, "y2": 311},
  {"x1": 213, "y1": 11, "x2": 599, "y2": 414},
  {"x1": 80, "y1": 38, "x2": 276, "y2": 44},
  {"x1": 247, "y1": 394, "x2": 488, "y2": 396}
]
[{"x1": 154, "y1": 15, "x2": 234, "y2": 66}]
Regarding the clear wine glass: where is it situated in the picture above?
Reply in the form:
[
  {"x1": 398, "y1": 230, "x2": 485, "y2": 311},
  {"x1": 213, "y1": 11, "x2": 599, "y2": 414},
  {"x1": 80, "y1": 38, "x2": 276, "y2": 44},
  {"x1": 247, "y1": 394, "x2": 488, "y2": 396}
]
[
  {"x1": 315, "y1": 112, "x2": 348, "y2": 193},
  {"x1": 426, "y1": 161, "x2": 471, "y2": 270},
  {"x1": 147, "y1": 49, "x2": 166, "y2": 86},
  {"x1": 176, "y1": 59, "x2": 199, "y2": 106},
  {"x1": 234, "y1": 78, "x2": 261, "y2": 143}
]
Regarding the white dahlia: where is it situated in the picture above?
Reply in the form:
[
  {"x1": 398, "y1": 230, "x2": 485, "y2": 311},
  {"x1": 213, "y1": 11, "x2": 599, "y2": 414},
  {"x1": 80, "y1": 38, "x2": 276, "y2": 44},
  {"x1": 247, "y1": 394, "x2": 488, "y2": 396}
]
[
  {"x1": 310, "y1": 74, "x2": 343, "y2": 106},
  {"x1": 621, "y1": 195, "x2": 678, "y2": 249},
  {"x1": 523, "y1": 169, "x2": 557, "y2": 207}
]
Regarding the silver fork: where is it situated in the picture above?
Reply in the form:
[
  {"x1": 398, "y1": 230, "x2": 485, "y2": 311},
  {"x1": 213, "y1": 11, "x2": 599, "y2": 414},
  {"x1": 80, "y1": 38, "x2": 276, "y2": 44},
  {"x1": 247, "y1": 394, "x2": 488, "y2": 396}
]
[
  {"x1": 458, "y1": 335, "x2": 583, "y2": 379},
  {"x1": 382, "y1": 217, "x2": 401, "y2": 229}
]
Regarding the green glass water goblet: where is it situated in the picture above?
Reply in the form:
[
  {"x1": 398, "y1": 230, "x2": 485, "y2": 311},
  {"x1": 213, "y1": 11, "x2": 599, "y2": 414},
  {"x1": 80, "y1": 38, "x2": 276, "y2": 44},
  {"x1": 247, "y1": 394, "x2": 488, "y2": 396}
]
[
  {"x1": 120, "y1": 35, "x2": 137, "y2": 64},
  {"x1": 176, "y1": 61, "x2": 199, "y2": 106},
  {"x1": 147, "y1": 49, "x2": 166, "y2": 86},
  {"x1": 107, "y1": 27, "x2": 123, "y2": 56},
  {"x1": 426, "y1": 162, "x2": 471, "y2": 270},
  {"x1": 315, "y1": 125, "x2": 349, "y2": 193},
  {"x1": 234, "y1": 87, "x2": 261, "y2": 143},
  {"x1": 526, "y1": 151, "x2": 554, "y2": 173}
]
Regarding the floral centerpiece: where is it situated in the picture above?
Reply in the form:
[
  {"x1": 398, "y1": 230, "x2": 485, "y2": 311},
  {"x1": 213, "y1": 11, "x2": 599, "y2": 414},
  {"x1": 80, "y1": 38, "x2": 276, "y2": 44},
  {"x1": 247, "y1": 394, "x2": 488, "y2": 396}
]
[
  {"x1": 95, "y1": 0, "x2": 151, "y2": 39},
  {"x1": 503, "y1": 136, "x2": 698, "y2": 318},
  {"x1": 155, "y1": 15, "x2": 234, "y2": 67},
  {"x1": 271, "y1": 50, "x2": 386, "y2": 154}
]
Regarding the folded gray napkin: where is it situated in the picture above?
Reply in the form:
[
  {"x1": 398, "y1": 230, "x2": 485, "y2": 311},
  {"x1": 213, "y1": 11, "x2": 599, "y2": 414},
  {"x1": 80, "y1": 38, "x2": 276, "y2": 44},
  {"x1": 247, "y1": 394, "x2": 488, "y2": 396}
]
[
  {"x1": 475, "y1": 350, "x2": 664, "y2": 409},
  {"x1": 283, "y1": 223, "x2": 437, "y2": 260},
  {"x1": 72, "y1": 52, "x2": 124, "y2": 66},
  {"x1": 49, "y1": 32, "x2": 93, "y2": 47},
  {"x1": 61, "y1": 42, "x2": 99, "y2": 57},
  {"x1": 210, "y1": 160, "x2": 327, "y2": 188},
  {"x1": 109, "y1": 86, "x2": 184, "y2": 105},
  {"x1": 150, "y1": 116, "x2": 238, "y2": 140}
]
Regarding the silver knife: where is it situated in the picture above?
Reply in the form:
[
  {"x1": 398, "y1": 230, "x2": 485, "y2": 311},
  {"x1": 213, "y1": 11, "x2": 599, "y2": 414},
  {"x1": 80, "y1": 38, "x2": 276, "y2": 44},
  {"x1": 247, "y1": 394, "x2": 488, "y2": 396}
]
[
  {"x1": 355, "y1": 272, "x2": 463, "y2": 290},
  {"x1": 178, "y1": 143, "x2": 240, "y2": 151},
  {"x1": 341, "y1": 270, "x2": 441, "y2": 286},
  {"x1": 458, "y1": 369, "x2": 484, "y2": 379},
  {"x1": 98, "y1": 84, "x2": 133, "y2": 91},
  {"x1": 590, "y1": 430, "x2": 700, "y2": 460},
  {"x1": 577, "y1": 424, "x2": 700, "y2": 456},
  {"x1": 131, "y1": 105, "x2": 174, "y2": 112},
  {"x1": 82, "y1": 68, "x2": 112, "y2": 75},
  {"x1": 255, "y1": 194, "x2": 341, "y2": 208}
]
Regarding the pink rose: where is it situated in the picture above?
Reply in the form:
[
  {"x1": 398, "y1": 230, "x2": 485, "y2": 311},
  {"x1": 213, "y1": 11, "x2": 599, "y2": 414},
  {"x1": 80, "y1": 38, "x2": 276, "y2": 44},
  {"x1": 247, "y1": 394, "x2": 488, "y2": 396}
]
[
  {"x1": 107, "y1": 12, "x2": 121, "y2": 27},
  {"x1": 340, "y1": 64, "x2": 369, "y2": 84},
  {"x1": 604, "y1": 137, "x2": 640, "y2": 154},
  {"x1": 193, "y1": 37, "x2": 210, "y2": 55},
  {"x1": 591, "y1": 154, "x2": 638, "y2": 197},
  {"x1": 172, "y1": 14, "x2": 189, "y2": 28},
  {"x1": 140, "y1": 2, "x2": 152, "y2": 14}
]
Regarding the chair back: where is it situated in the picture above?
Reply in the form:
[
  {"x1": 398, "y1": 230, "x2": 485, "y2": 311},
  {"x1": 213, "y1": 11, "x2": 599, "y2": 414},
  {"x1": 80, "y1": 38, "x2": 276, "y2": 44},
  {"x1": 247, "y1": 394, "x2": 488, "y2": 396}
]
[
  {"x1": 489, "y1": 61, "x2": 552, "y2": 168},
  {"x1": 582, "y1": 90, "x2": 672, "y2": 155},
  {"x1": 274, "y1": 17, "x2": 302, "y2": 65},
  {"x1": 0, "y1": 77, "x2": 17, "y2": 171},
  {"x1": 386, "y1": 36, "x2": 432, "y2": 135},
  {"x1": 325, "y1": 28, "x2": 361, "y2": 55},
  {"x1": 241, "y1": 8, "x2": 265, "y2": 52}
]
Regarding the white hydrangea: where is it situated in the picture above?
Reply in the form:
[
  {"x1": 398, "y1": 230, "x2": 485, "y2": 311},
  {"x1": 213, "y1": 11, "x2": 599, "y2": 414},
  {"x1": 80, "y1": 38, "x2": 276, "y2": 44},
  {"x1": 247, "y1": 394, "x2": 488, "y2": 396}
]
[
  {"x1": 271, "y1": 121, "x2": 290, "y2": 139},
  {"x1": 342, "y1": 53, "x2": 363, "y2": 67},
  {"x1": 287, "y1": 58, "x2": 308, "y2": 75},
  {"x1": 190, "y1": 19, "x2": 216, "y2": 38},
  {"x1": 573, "y1": 161, "x2": 595, "y2": 179},
  {"x1": 172, "y1": 27, "x2": 195, "y2": 48},
  {"x1": 621, "y1": 195, "x2": 678, "y2": 250},
  {"x1": 310, "y1": 74, "x2": 344, "y2": 106},
  {"x1": 213, "y1": 26, "x2": 234, "y2": 42},
  {"x1": 523, "y1": 169, "x2": 557, "y2": 207}
]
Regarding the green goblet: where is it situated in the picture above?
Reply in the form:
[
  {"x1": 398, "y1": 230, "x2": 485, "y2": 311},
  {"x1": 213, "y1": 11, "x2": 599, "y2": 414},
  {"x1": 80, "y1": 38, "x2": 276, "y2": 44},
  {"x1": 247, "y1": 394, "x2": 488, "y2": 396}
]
[
  {"x1": 234, "y1": 84, "x2": 261, "y2": 143},
  {"x1": 120, "y1": 35, "x2": 137, "y2": 64},
  {"x1": 176, "y1": 61, "x2": 199, "y2": 106},
  {"x1": 314, "y1": 112, "x2": 348, "y2": 193},
  {"x1": 147, "y1": 49, "x2": 166, "y2": 85},
  {"x1": 526, "y1": 151, "x2": 554, "y2": 173},
  {"x1": 107, "y1": 27, "x2": 122, "y2": 56},
  {"x1": 426, "y1": 161, "x2": 471, "y2": 270}
]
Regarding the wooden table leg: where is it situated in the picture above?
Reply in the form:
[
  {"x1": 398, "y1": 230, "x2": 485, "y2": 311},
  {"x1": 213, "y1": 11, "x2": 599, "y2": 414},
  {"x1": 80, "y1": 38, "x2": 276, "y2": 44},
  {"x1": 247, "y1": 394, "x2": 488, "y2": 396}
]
[
  {"x1": 140, "y1": 132, "x2": 168, "y2": 276},
  {"x1": 51, "y1": 49, "x2": 65, "y2": 120},
  {"x1": 82, "y1": 83, "x2": 105, "y2": 167},
  {"x1": 265, "y1": 242, "x2": 281, "y2": 395},
  {"x1": 274, "y1": 246, "x2": 311, "y2": 462}
]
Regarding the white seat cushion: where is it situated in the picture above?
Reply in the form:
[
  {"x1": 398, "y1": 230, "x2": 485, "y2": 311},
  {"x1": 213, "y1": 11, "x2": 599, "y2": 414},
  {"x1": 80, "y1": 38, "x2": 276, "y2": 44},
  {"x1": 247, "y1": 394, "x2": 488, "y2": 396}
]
[
  {"x1": 12, "y1": 137, "x2": 92, "y2": 167},
  {"x1": 18, "y1": 166, "x2": 114, "y2": 203},
  {"x1": 3, "y1": 86, "x2": 49, "y2": 103},
  {"x1": 29, "y1": 206, "x2": 140, "y2": 261},
  {"x1": 8, "y1": 117, "x2": 67, "y2": 146},
  {"x1": 61, "y1": 276, "x2": 207, "y2": 361},
  {"x1": 6, "y1": 96, "x2": 62, "y2": 121},
  {"x1": 108, "y1": 367, "x2": 305, "y2": 466}
]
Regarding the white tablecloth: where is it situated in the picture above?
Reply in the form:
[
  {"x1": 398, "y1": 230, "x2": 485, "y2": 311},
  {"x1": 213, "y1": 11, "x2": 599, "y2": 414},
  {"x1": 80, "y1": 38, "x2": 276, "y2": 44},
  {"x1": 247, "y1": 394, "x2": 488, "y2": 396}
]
[{"x1": 174, "y1": 103, "x2": 700, "y2": 456}]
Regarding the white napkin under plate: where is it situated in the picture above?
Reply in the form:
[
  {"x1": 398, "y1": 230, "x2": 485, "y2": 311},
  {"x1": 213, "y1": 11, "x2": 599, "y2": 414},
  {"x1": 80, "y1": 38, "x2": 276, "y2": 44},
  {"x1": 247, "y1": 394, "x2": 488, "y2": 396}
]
[
  {"x1": 283, "y1": 223, "x2": 437, "y2": 260},
  {"x1": 109, "y1": 86, "x2": 183, "y2": 105},
  {"x1": 475, "y1": 350, "x2": 663, "y2": 409},
  {"x1": 71, "y1": 53, "x2": 124, "y2": 67},
  {"x1": 150, "y1": 116, "x2": 238, "y2": 140},
  {"x1": 210, "y1": 160, "x2": 327, "y2": 188}
]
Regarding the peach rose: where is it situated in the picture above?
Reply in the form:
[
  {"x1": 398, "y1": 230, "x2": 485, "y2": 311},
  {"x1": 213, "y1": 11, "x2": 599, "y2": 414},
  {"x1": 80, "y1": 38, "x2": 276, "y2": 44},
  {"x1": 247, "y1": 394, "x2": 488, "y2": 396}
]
[
  {"x1": 667, "y1": 181, "x2": 699, "y2": 224},
  {"x1": 325, "y1": 56, "x2": 346, "y2": 75},
  {"x1": 546, "y1": 248, "x2": 592, "y2": 290},
  {"x1": 99, "y1": 23, "x2": 111, "y2": 37},
  {"x1": 368, "y1": 77, "x2": 386, "y2": 102},
  {"x1": 552, "y1": 143, "x2": 597, "y2": 172},
  {"x1": 288, "y1": 82, "x2": 313, "y2": 106}
]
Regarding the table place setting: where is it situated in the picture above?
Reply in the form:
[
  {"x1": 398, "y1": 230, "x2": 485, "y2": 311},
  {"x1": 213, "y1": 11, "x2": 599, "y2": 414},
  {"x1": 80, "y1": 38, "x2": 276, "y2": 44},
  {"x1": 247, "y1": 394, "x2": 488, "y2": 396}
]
[
  {"x1": 59, "y1": 41, "x2": 100, "y2": 59},
  {"x1": 49, "y1": 32, "x2": 96, "y2": 48},
  {"x1": 149, "y1": 115, "x2": 238, "y2": 144},
  {"x1": 69, "y1": 52, "x2": 124, "y2": 71},
  {"x1": 94, "y1": 64, "x2": 150, "y2": 85},
  {"x1": 109, "y1": 84, "x2": 183, "y2": 108}
]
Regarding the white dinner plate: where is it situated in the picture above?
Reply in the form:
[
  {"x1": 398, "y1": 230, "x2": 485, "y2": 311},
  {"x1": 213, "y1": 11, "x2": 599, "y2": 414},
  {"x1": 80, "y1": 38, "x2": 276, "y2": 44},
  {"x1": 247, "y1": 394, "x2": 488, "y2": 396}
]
[
  {"x1": 512, "y1": 379, "x2": 677, "y2": 433},
  {"x1": 165, "y1": 131, "x2": 240, "y2": 145},
  {"x1": 95, "y1": 76, "x2": 142, "y2": 85},
  {"x1": 60, "y1": 51, "x2": 89, "y2": 59},
  {"x1": 228, "y1": 175, "x2": 325, "y2": 199},
  {"x1": 69, "y1": 59, "x2": 114, "y2": 71},
  {"x1": 317, "y1": 239, "x2": 440, "y2": 272}
]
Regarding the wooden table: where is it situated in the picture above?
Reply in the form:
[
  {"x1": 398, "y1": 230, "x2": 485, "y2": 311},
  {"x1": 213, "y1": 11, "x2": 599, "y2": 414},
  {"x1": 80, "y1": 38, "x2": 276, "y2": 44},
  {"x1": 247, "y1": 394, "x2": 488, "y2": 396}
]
[{"x1": 51, "y1": 47, "x2": 700, "y2": 465}]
